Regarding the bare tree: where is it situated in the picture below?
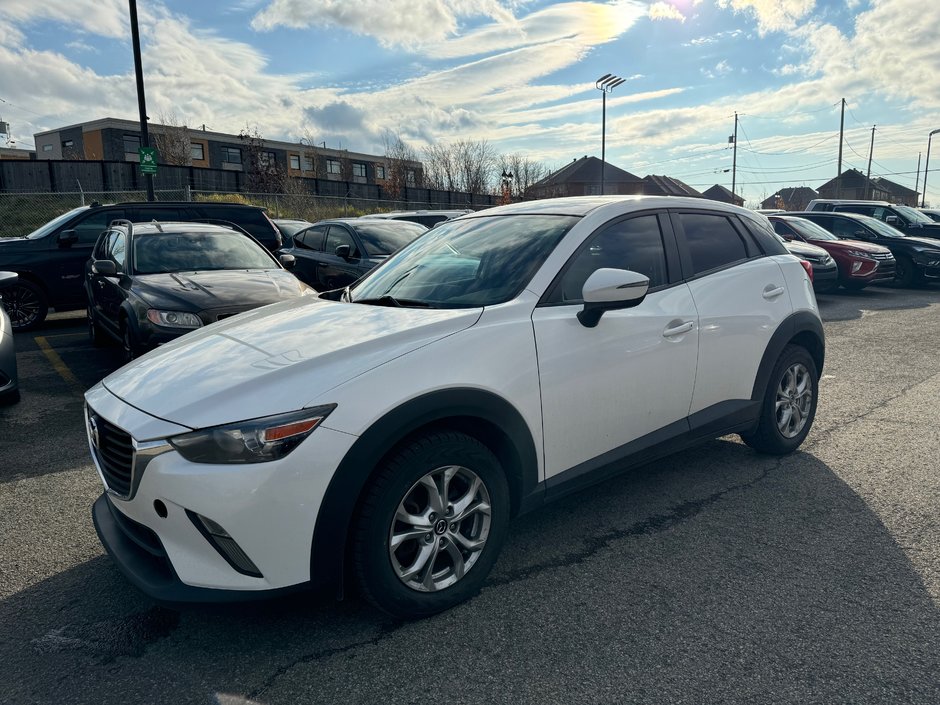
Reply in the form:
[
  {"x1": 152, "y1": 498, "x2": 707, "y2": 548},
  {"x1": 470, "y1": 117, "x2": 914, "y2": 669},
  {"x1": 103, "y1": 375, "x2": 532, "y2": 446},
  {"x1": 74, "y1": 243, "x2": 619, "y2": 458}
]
[
  {"x1": 152, "y1": 112, "x2": 192, "y2": 166},
  {"x1": 451, "y1": 139, "x2": 496, "y2": 194},
  {"x1": 423, "y1": 143, "x2": 458, "y2": 192},
  {"x1": 382, "y1": 128, "x2": 420, "y2": 200},
  {"x1": 239, "y1": 124, "x2": 285, "y2": 193},
  {"x1": 300, "y1": 129, "x2": 324, "y2": 178},
  {"x1": 505, "y1": 153, "x2": 548, "y2": 199}
]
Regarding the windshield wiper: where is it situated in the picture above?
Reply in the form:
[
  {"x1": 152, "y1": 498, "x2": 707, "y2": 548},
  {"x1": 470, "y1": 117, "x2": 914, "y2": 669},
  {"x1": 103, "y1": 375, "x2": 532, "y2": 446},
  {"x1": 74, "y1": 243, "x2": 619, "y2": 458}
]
[{"x1": 354, "y1": 295, "x2": 434, "y2": 308}]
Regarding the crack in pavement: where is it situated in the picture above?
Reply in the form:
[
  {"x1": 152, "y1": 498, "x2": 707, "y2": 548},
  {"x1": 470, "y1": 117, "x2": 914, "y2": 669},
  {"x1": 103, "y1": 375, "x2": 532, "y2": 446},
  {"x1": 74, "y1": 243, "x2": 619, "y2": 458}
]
[
  {"x1": 245, "y1": 620, "x2": 404, "y2": 700},
  {"x1": 487, "y1": 459, "x2": 781, "y2": 589},
  {"x1": 807, "y1": 370, "x2": 940, "y2": 451}
]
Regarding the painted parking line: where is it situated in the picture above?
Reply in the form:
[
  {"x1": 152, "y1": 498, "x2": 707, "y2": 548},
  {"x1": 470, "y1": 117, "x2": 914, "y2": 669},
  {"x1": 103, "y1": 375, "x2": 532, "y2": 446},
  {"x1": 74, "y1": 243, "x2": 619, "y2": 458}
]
[
  {"x1": 34, "y1": 335, "x2": 85, "y2": 397},
  {"x1": 39, "y1": 332, "x2": 87, "y2": 340}
]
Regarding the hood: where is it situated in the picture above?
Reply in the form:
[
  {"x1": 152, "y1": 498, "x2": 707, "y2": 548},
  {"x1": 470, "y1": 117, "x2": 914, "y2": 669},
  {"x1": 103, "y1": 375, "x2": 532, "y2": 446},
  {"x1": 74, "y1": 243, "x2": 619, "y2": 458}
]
[
  {"x1": 133, "y1": 269, "x2": 309, "y2": 312},
  {"x1": 102, "y1": 297, "x2": 482, "y2": 429},
  {"x1": 784, "y1": 240, "x2": 829, "y2": 259},
  {"x1": 818, "y1": 238, "x2": 890, "y2": 255},
  {"x1": 900, "y1": 235, "x2": 940, "y2": 249}
]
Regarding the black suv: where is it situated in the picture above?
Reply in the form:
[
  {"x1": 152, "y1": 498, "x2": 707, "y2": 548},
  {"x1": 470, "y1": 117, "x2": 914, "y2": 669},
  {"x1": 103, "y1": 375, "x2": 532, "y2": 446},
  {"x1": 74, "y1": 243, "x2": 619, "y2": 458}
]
[
  {"x1": 0, "y1": 201, "x2": 282, "y2": 329},
  {"x1": 807, "y1": 199, "x2": 940, "y2": 240}
]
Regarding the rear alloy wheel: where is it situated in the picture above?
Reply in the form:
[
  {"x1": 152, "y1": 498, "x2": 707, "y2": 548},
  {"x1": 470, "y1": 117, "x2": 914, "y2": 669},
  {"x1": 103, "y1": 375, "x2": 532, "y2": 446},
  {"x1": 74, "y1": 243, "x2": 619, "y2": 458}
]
[
  {"x1": 353, "y1": 431, "x2": 509, "y2": 618},
  {"x1": 3, "y1": 280, "x2": 48, "y2": 331},
  {"x1": 742, "y1": 344, "x2": 818, "y2": 455}
]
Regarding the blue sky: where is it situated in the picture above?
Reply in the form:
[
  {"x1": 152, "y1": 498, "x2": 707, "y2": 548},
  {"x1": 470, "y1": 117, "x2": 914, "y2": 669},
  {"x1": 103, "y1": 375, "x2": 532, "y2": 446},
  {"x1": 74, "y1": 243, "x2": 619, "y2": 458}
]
[{"x1": 1, "y1": 0, "x2": 939, "y2": 205}]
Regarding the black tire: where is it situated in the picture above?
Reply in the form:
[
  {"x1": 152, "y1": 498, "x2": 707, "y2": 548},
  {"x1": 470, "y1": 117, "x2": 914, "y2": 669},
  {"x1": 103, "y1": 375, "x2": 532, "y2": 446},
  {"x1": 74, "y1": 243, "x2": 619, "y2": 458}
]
[
  {"x1": 894, "y1": 255, "x2": 917, "y2": 287},
  {"x1": 87, "y1": 306, "x2": 107, "y2": 347},
  {"x1": 121, "y1": 320, "x2": 139, "y2": 362},
  {"x1": 352, "y1": 431, "x2": 510, "y2": 619},
  {"x1": 742, "y1": 344, "x2": 818, "y2": 455},
  {"x1": 3, "y1": 279, "x2": 48, "y2": 331},
  {"x1": 841, "y1": 281, "x2": 869, "y2": 291}
]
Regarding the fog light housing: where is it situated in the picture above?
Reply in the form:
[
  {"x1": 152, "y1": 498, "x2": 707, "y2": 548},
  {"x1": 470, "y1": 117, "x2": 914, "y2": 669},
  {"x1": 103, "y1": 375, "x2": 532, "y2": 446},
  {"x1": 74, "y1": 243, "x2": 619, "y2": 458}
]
[{"x1": 187, "y1": 511, "x2": 262, "y2": 577}]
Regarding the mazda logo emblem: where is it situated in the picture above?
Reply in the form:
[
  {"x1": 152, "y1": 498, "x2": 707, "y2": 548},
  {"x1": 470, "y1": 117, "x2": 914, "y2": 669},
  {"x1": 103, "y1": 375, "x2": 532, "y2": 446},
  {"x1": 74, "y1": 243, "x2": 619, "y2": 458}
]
[{"x1": 434, "y1": 519, "x2": 447, "y2": 535}]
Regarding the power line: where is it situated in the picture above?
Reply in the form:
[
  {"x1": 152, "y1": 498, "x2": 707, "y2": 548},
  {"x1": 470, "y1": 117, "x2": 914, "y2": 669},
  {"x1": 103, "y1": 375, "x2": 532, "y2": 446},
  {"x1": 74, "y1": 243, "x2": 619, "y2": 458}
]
[
  {"x1": 738, "y1": 132, "x2": 838, "y2": 156},
  {"x1": 0, "y1": 96, "x2": 45, "y2": 118},
  {"x1": 741, "y1": 101, "x2": 841, "y2": 121}
]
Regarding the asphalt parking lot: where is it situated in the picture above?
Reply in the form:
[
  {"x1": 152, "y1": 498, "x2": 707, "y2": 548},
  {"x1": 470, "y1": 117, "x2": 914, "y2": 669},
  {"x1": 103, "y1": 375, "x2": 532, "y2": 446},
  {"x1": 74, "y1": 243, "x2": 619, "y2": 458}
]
[{"x1": 2, "y1": 286, "x2": 940, "y2": 705}]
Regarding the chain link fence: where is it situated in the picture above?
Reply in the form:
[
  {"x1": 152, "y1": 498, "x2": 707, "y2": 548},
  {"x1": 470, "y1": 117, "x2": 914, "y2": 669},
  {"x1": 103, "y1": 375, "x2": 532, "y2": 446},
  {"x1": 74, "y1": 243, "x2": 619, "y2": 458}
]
[{"x1": 0, "y1": 188, "x2": 487, "y2": 238}]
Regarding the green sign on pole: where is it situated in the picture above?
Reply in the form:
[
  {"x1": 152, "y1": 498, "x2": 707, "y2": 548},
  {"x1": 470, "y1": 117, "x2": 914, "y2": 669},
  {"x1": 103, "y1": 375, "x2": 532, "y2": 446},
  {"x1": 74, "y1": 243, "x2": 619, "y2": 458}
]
[{"x1": 139, "y1": 147, "x2": 158, "y2": 175}]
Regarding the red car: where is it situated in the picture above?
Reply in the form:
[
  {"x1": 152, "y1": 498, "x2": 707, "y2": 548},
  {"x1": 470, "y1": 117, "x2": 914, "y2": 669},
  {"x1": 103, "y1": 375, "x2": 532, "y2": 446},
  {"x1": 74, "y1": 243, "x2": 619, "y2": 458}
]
[{"x1": 769, "y1": 215, "x2": 895, "y2": 290}]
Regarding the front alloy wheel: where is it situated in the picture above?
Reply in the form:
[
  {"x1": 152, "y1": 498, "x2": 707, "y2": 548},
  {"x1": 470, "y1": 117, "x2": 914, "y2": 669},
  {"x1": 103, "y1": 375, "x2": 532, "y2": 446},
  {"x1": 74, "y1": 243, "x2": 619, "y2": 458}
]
[
  {"x1": 4, "y1": 280, "x2": 48, "y2": 330},
  {"x1": 390, "y1": 465, "x2": 492, "y2": 592},
  {"x1": 353, "y1": 431, "x2": 509, "y2": 618}
]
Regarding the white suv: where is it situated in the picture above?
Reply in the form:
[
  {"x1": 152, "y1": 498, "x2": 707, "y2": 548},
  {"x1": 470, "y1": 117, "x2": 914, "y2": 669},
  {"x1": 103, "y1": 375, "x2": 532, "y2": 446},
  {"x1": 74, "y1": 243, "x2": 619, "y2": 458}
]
[{"x1": 86, "y1": 196, "x2": 824, "y2": 618}]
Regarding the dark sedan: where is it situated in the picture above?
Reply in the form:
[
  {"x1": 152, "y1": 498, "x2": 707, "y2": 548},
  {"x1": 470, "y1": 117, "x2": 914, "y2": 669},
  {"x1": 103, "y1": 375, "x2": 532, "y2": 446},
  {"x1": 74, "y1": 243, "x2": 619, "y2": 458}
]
[
  {"x1": 86, "y1": 221, "x2": 312, "y2": 360},
  {"x1": 279, "y1": 218, "x2": 427, "y2": 291},
  {"x1": 792, "y1": 211, "x2": 940, "y2": 287},
  {"x1": 769, "y1": 215, "x2": 895, "y2": 291}
]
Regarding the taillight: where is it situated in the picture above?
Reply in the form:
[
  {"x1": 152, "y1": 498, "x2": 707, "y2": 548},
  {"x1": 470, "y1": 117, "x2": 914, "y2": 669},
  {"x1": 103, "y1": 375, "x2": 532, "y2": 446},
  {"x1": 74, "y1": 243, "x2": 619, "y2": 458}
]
[{"x1": 799, "y1": 259, "x2": 814, "y2": 282}]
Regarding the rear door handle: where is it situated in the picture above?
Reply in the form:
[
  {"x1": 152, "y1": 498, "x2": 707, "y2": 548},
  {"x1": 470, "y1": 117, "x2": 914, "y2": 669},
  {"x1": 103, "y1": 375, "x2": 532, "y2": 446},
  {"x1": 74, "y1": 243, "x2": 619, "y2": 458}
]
[
  {"x1": 663, "y1": 321, "x2": 694, "y2": 338},
  {"x1": 762, "y1": 285, "x2": 785, "y2": 300}
]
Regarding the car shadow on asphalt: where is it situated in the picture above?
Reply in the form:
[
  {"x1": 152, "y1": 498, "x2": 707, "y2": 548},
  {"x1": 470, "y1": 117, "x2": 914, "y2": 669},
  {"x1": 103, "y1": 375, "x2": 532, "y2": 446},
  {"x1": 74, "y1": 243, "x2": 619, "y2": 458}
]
[
  {"x1": 2, "y1": 439, "x2": 940, "y2": 703},
  {"x1": 815, "y1": 282, "x2": 940, "y2": 322}
]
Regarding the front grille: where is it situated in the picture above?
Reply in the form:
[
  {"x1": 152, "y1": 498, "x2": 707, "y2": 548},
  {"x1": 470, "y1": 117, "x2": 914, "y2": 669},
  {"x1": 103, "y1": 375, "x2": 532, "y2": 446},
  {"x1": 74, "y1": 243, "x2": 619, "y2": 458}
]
[
  {"x1": 870, "y1": 252, "x2": 894, "y2": 260},
  {"x1": 91, "y1": 413, "x2": 134, "y2": 497}
]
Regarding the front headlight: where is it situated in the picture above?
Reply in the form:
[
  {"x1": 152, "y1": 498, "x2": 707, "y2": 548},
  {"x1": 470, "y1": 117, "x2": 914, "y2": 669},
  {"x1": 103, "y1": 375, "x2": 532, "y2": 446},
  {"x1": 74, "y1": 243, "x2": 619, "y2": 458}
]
[
  {"x1": 146, "y1": 309, "x2": 203, "y2": 329},
  {"x1": 170, "y1": 405, "x2": 336, "y2": 464},
  {"x1": 845, "y1": 250, "x2": 873, "y2": 259}
]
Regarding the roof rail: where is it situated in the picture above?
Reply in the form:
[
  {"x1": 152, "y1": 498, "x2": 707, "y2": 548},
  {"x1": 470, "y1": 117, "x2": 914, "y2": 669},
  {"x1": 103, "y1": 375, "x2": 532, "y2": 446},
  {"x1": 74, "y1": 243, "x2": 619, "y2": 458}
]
[{"x1": 108, "y1": 219, "x2": 135, "y2": 237}]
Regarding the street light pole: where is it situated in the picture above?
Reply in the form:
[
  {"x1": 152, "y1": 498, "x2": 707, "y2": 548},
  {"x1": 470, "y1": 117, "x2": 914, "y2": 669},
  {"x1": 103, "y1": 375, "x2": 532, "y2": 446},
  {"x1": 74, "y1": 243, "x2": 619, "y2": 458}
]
[
  {"x1": 595, "y1": 74, "x2": 626, "y2": 195},
  {"x1": 922, "y1": 128, "x2": 940, "y2": 208},
  {"x1": 128, "y1": 0, "x2": 154, "y2": 201}
]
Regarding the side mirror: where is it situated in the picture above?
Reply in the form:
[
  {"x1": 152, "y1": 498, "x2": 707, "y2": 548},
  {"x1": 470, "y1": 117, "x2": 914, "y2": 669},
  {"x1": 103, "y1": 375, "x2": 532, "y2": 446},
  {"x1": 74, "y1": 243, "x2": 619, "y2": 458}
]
[
  {"x1": 57, "y1": 230, "x2": 78, "y2": 247},
  {"x1": 577, "y1": 268, "x2": 650, "y2": 328},
  {"x1": 885, "y1": 215, "x2": 899, "y2": 225},
  {"x1": 92, "y1": 260, "x2": 118, "y2": 277},
  {"x1": 278, "y1": 254, "x2": 296, "y2": 270},
  {"x1": 334, "y1": 244, "x2": 351, "y2": 259}
]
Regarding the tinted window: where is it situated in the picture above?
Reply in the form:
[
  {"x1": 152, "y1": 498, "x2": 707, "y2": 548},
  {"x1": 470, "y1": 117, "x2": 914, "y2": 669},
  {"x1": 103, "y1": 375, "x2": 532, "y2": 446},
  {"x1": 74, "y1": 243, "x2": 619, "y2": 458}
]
[
  {"x1": 74, "y1": 209, "x2": 124, "y2": 244},
  {"x1": 194, "y1": 205, "x2": 274, "y2": 241},
  {"x1": 830, "y1": 217, "x2": 867, "y2": 239},
  {"x1": 351, "y1": 215, "x2": 578, "y2": 308},
  {"x1": 399, "y1": 215, "x2": 448, "y2": 227},
  {"x1": 801, "y1": 214, "x2": 833, "y2": 232},
  {"x1": 787, "y1": 218, "x2": 839, "y2": 241},
  {"x1": 325, "y1": 226, "x2": 358, "y2": 257},
  {"x1": 296, "y1": 226, "x2": 326, "y2": 251},
  {"x1": 354, "y1": 221, "x2": 427, "y2": 256},
  {"x1": 772, "y1": 220, "x2": 794, "y2": 237},
  {"x1": 549, "y1": 215, "x2": 668, "y2": 303},
  {"x1": 836, "y1": 205, "x2": 877, "y2": 218},
  {"x1": 679, "y1": 213, "x2": 749, "y2": 275},
  {"x1": 135, "y1": 207, "x2": 184, "y2": 223}
]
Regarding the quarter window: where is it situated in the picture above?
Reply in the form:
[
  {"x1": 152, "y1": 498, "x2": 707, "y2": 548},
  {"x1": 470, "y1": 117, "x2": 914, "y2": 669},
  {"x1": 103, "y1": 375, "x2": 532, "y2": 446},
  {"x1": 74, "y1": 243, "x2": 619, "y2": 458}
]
[
  {"x1": 679, "y1": 212, "x2": 749, "y2": 275},
  {"x1": 550, "y1": 215, "x2": 668, "y2": 303}
]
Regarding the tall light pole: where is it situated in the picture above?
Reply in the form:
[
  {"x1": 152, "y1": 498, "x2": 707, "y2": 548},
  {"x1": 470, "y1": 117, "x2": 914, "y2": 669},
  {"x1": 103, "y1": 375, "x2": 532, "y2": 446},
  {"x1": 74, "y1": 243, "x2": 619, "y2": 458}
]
[
  {"x1": 922, "y1": 128, "x2": 940, "y2": 207},
  {"x1": 128, "y1": 0, "x2": 154, "y2": 201},
  {"x1": 596, "y1": 74, "x2": 625, "y2": 195}
]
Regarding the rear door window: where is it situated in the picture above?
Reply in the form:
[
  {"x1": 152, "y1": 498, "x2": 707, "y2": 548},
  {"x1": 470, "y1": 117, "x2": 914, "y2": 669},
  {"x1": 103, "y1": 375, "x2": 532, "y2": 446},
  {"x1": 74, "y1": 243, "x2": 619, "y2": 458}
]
[
  {"x1": 678, "y1": 212, "x2": 750, "y2": 275},
  {"x1": 73, "y1": 209, "x2": 125, "y2": 244},
  {"x1": 296, "y1": 226, "x2": 326, "y2": 251}
]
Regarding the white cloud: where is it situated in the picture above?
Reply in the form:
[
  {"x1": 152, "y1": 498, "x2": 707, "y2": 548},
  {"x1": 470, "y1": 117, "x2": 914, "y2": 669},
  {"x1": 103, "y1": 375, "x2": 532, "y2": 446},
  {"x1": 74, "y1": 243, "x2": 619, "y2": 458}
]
[
  {"x1": 1, "y1": 0, "x2": 127, "y2": 38},
  {"x1": 648, "y1": 1, "x2": 686, "y2": 22},
  {"x1": 65, "y1": 40, "x2": 99, "y2": 53},
  {"x1": 251, "y1": 0, "x2": 517, "y2": 48},
  {"x1": 715, "y1": 0, "x2": 816, "y2": 34}
]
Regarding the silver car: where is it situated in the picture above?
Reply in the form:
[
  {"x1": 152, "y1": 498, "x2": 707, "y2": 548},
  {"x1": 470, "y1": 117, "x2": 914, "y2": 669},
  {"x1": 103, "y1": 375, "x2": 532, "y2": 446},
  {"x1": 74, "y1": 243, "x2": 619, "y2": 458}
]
[{"x1": 0, "y1": 272, "x2": 20, "y2": 403}]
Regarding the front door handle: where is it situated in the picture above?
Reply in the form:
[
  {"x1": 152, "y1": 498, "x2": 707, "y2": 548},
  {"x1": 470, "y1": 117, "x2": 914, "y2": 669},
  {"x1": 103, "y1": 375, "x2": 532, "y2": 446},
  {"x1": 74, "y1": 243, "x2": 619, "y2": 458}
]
[
  {"x1": 663, "y1": 321, "x2": 694, "y2": 338},
  {"x1": 762, "y1": 285, "x2": 785, "y2": 300}
]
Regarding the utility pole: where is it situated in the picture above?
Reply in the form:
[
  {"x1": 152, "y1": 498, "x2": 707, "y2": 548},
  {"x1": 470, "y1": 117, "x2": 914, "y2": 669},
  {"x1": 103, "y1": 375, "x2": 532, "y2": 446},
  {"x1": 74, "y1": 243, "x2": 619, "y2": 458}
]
[
  {"x1": 836, "y1": 98, "x2": 845, "y2": 198},
  {"x1": 865, "y1": 124, "x2": 876, "y2": 200},
  {"x1": 129, "y1": 0, "x2": 154, "y2": 201},
  {"x1": 731, "y1": 112, "x2": 738, "y2": 201},
  {"x1": 914, "y1": 152, "x2": 922, "y2": 199}
]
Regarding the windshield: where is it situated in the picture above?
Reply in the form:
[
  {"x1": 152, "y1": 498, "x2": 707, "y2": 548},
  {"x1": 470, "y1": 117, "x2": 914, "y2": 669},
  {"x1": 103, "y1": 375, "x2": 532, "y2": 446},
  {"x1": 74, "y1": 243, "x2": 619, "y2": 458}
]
[
  {"x1": 133, "y1": 231, "x2": 276, "y2": 274},
  {"x1": 788, "y1": 218, "x2": 838, "y2": 241},
  {"x1": 350, "y1": 214, "x2": 579, "y2": 308},
  {"x1": 24, "y1": 207, "x2": 87, "y2": 240},
  {"x1": 354, "y1": 220, "x2": 427, "y2": 256},
  {"x1": 894, "y1": 205, "x2": 934, "y2": 224}
]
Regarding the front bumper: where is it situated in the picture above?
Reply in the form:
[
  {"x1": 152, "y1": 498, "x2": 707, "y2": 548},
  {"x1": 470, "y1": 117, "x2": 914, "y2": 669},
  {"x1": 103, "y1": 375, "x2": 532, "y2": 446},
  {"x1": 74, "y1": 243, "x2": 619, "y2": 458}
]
[
  {"x1": 0, "y1": 316, "x2": 18, "y2": 401},
  {"x1": 811, "y1": 262, "x2": 839, "y2": 292},
  {"x1": 86, "y1": 385, "x2": 357, "y2": 600}
]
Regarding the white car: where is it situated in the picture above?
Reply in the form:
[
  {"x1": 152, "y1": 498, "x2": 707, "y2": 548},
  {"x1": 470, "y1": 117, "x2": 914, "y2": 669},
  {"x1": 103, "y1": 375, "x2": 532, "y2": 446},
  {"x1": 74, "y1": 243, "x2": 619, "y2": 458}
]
[{"x1": 86, "y1": 196, "x2": 824, "y2": 618}]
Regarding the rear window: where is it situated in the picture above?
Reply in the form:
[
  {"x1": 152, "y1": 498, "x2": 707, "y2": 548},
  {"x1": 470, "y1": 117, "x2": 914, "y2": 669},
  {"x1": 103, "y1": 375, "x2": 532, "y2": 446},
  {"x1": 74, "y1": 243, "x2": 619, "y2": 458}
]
[{"x1": 354, "y1": 221, "x2": 428, "y2": 256}]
